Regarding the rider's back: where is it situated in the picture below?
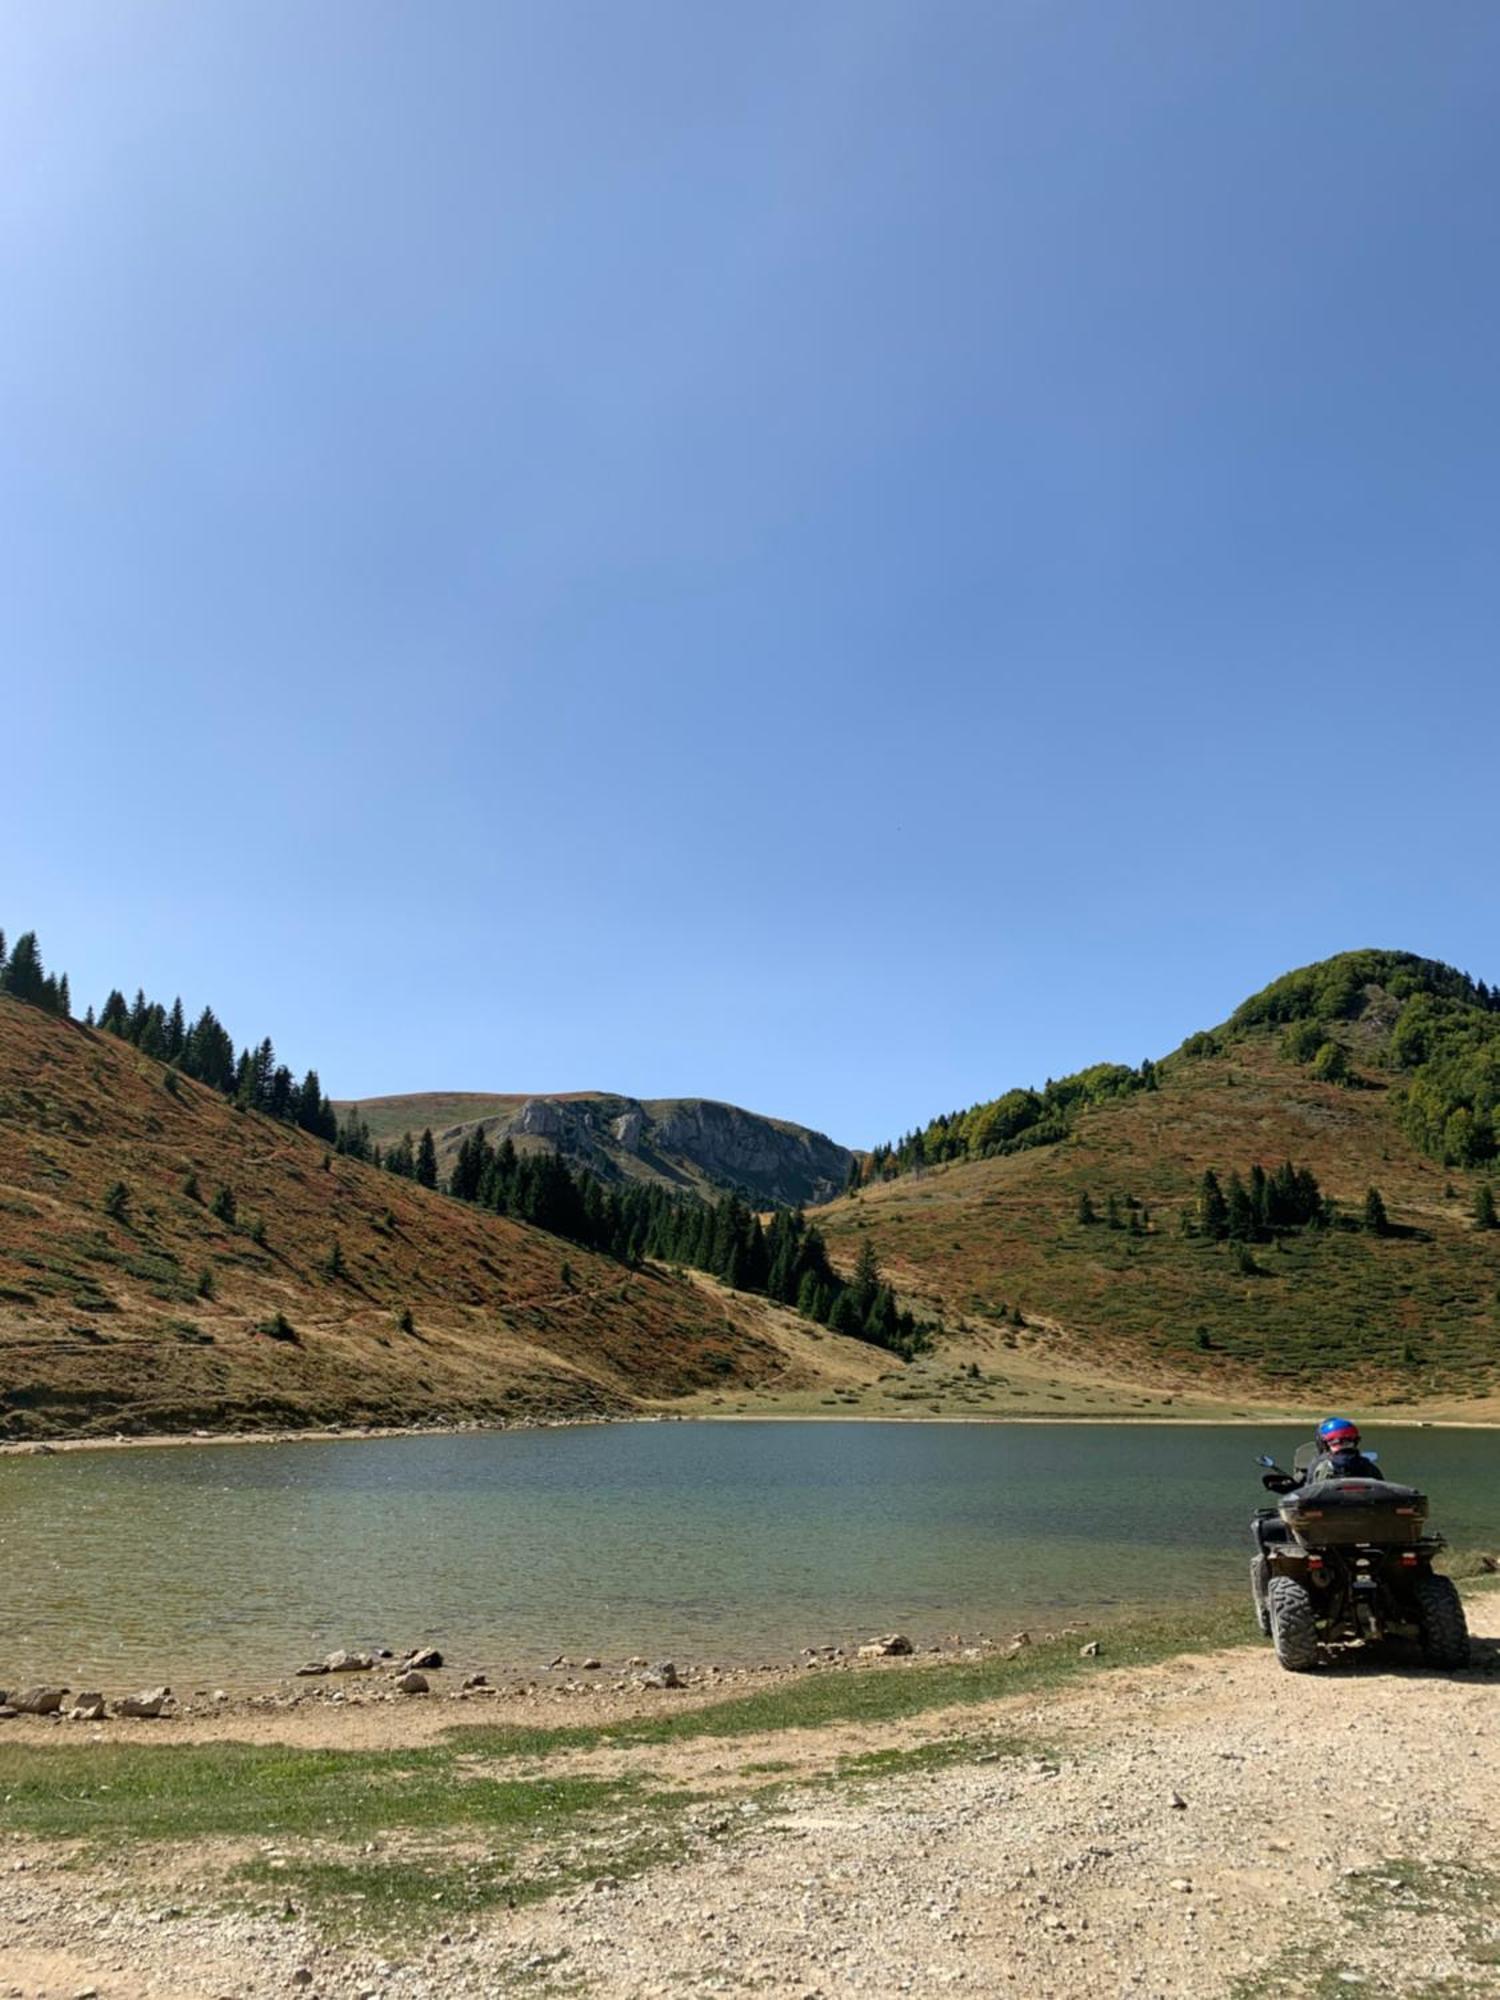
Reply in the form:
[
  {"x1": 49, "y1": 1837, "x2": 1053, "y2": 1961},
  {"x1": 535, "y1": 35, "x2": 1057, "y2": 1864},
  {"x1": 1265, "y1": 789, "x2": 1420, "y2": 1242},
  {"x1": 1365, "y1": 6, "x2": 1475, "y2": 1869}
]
[{"x1": 1307, "y1": 1446, "x2": 1384, "y2": 1483}]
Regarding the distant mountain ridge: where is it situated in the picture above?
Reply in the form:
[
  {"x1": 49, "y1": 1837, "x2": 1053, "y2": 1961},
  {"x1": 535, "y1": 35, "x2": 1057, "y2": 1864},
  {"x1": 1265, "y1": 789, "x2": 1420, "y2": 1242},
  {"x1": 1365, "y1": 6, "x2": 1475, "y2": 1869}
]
[{"x1": 338, "y1": 1091, "x2": 854, "y2": 1209}]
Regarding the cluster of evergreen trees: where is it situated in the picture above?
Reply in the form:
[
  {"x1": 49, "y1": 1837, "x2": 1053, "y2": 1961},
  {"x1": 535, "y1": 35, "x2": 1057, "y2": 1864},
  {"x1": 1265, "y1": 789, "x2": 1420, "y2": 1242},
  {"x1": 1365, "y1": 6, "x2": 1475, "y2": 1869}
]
[
  {"x1": 0, "y1": 923, "x2": 338, "y2": 1144},
  {"x1": 427, "y1": 1123, "x2": 926, "y2": 1355},
  {"x1": 1192, "y1": 1161, "x2": 1327, "y2": 1242},
  {"x1": 1076, "y1": 1190, "x2": 1153, "y2": 1231},
  {"x1": 0, "y1": 931, "x2": 70, "y2": 1016},
  {"x1": 319, "y1": 1103, "x2": 929, "y2": 1353},
  {"x1": 95, "y1": 987, "x2": 338, "y2": 1141},
  {"x1": 857, "y1": 1059, "x2": 1157, "y2": 1186}
]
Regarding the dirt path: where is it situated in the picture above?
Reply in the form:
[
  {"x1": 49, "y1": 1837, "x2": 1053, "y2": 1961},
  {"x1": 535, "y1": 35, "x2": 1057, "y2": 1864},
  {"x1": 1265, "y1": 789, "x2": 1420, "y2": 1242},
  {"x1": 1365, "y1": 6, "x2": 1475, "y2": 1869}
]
[{"x1": 3, "y1": 1600, "x2": 1499, "y2": 1999}]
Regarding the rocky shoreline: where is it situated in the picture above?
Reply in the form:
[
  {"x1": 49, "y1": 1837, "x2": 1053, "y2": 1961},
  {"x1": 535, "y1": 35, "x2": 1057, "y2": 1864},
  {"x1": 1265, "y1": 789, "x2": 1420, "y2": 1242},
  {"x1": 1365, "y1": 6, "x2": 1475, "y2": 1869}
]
[{"x1": 0, "y1": 1627, "x2": 1051, "y2": 1738}]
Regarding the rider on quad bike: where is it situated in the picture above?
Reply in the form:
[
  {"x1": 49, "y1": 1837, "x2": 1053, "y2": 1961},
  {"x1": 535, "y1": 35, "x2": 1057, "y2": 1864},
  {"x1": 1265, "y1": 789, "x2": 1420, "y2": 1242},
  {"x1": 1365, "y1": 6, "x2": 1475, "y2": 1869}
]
[
  {"x1": 1261, "y1": 1415, "x2": 1384, "y2": 1493},
  {"x1": 1249, "y1": 1419, "x2": 1469, "y2": 1673}
]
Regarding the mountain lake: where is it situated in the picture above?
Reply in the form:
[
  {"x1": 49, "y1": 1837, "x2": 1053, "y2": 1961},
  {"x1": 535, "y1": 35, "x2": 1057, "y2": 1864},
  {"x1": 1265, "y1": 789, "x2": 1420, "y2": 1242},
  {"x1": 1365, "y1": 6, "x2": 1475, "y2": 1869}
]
[{"x1": 1, "y1": 1419, "x2": 1495, "y2": 1689}]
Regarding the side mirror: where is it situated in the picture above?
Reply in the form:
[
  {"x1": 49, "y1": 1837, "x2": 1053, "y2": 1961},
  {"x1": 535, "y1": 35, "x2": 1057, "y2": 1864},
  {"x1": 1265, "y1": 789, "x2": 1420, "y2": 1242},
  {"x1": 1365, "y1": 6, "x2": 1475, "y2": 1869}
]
[
  {"x1": 1365, "y1": 1450, "x2": 1379, "y2": 1463},
  {"x1": 1256, "y1": 1454, "x2": 1277, "y2": 1468}
]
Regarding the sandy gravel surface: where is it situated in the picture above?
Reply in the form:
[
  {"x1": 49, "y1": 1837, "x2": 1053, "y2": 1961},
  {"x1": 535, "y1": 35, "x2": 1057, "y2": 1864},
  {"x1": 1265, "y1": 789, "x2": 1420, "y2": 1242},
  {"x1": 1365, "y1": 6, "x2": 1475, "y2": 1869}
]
[{"x1": 3, "y1": 1599, "x2": 1499, "y2": 2000}]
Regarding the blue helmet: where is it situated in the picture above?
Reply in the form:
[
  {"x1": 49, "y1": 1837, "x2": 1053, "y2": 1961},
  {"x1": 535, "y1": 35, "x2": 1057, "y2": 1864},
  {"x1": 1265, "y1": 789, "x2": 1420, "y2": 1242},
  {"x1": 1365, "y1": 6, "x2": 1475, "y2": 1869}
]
[{"x1": 1318, "y1": 1415, "x2": 1361, "y2": 1450}]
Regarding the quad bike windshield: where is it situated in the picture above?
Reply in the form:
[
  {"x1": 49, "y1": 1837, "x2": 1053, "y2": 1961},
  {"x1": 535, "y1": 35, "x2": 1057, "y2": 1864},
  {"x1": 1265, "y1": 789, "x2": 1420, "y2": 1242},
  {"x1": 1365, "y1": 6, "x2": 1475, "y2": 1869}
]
[{"x1": 1278, "y1": 1478, "x2": 1429, "y2": 1548}]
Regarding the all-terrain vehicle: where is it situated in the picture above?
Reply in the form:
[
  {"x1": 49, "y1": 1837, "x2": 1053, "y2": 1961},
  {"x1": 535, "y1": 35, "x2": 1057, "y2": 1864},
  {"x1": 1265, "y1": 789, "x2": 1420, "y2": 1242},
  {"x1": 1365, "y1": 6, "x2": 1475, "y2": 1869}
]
[{"x1": 1250, "y1": 1443, "x2": 1470, "y2": 1672}]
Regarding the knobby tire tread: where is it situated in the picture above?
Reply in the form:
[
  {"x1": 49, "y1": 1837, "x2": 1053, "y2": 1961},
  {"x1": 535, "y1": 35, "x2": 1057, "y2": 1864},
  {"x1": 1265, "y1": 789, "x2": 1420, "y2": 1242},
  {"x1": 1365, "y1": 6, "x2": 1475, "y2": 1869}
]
[
  {"x1": 1267, "y1": 1574, "x2": 1319, "y2": 1672},
  {"x1": 1414, "y1": 1573, "x2": 1471, "y2": 1670}
]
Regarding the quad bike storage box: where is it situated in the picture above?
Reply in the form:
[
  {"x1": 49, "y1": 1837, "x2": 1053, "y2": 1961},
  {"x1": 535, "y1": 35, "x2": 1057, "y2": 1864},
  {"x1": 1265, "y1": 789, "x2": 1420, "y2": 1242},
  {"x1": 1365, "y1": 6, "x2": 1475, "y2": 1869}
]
[{"x1": 1278, "y1": 1479, "x2": 1428, "y2": 1547}]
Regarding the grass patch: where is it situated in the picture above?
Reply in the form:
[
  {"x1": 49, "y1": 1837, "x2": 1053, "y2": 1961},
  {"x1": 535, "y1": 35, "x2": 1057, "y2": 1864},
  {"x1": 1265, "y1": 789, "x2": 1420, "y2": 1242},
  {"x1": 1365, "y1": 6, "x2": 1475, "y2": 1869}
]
[
  {"x1": 1234, "y1": 1857, "x2": 1500, "y2": 1999},
  {"x1": 0, "y1": 1740, "x2": 697, "y2": 1943},
  {"x1": 832, "y1": 1732, "x2": 1040, "y2": 1780},
  {"x1": 234, "y1": 1820, "x2": 691, "y2": 1939},
  {"x1": 444, "y1": 1598, "x2": 1251, "y2": 1760},
  {"x1": 0, "y1": 1741, "x2": 633, "y2": 1844}
]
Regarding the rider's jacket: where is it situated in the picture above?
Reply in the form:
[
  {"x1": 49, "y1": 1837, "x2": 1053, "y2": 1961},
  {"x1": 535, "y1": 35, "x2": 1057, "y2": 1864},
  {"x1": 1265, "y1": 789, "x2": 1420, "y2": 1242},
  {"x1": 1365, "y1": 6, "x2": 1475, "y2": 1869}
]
[{"x1": 1305, "y1": 1447, "x2": 1384, "y2": 1483}]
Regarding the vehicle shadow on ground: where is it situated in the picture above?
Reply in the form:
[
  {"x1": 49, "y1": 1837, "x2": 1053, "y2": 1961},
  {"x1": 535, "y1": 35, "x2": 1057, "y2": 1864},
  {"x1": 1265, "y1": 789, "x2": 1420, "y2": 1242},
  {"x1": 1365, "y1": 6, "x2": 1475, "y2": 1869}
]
[{"x1": 1309, "y1": 1632, "x2": 1500, "y2": 1681}]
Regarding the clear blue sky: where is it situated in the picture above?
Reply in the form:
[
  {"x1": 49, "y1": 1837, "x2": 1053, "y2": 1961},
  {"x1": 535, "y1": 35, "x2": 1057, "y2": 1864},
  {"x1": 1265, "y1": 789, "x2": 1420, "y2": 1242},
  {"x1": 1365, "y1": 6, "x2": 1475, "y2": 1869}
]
[{"x1": 4, "y1": 2, "x2": 1497, "y2": 1147}]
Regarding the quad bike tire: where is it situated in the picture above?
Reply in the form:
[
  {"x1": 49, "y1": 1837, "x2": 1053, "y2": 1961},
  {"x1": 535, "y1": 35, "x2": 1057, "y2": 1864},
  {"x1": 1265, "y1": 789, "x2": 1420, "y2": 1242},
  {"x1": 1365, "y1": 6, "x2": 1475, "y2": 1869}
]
[
  {"x1": 1413, "y1": 1573, "x2": 1471, "y2": 1670},
  {"x1": 1250, "y1": 1556, "x2": 1271, "y2": 1637},
  {"x1": 1267, "y1": 1574, "x2": 1320, "y2": 1672}
]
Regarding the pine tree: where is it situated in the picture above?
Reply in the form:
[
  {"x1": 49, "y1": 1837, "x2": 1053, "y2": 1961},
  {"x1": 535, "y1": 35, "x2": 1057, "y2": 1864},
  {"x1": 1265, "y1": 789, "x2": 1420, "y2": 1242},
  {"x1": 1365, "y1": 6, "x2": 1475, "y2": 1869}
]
[
  {"x1": 1249, "y1": 1163, "x2": 1269, "y2": 1233},
  {"x1": 1363, "y1": 1185, "x2": 1389, "y2": 1236},
  {"x1": 1, "y1": 931, "x2": 46, "y2": 1005},
  {"x1": 1198, "y1": 1170, "x2": 1229, "y2": 1241},
  {"x1": 268, "y1": 1064, "x2": 293, "y2": 1121},
  {"x1": 864, "y1": 1285, "x2": 899, "y2": 1349},
  {"x1": 416, "y1": 1129, "x2": 439, "y2": 1190},
  {"x1": 237, "y1": 1037, "x2": 276, "y2": 1111},
  {"x1": 1225, "y1": 1173, "x2": 1256, "y2": 1242},
  {"x1": 57, "y1": 972, "x2": 70, "y2": 1017},
  {"x1": 183, "y1": 1007, "x2": 235, "y2": 1092},
  {"x1": 828, "y1": 1287, "x2": 864, "y2": 1337},
  {"x1": 139, "y1": 1005, "x2": 167, "y2": 1059},
  {"x1": 1076, "y1": 1190, "x2": 1096, "y2": 1226},
  {"x1": 167, "y1": 997, "x2": 186, "y2": 1062},
  {"x1": 851, "y1": 1237, "x2": 881, "y2": 1319},
  {"x1": 1475, "y1": 1183, "x2": 1498, "y2": 1231}
]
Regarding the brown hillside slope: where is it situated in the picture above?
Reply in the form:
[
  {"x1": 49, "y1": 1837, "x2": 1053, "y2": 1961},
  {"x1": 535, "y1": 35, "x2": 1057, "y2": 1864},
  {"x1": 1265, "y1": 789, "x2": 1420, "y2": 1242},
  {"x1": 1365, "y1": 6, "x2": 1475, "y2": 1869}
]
[
  {"x1": 0, "y1": 998, "x2": 840, "y2": 1439},
  {"x1": 817, "y1": 1032, "x2": 1500, "y2": 1408}
]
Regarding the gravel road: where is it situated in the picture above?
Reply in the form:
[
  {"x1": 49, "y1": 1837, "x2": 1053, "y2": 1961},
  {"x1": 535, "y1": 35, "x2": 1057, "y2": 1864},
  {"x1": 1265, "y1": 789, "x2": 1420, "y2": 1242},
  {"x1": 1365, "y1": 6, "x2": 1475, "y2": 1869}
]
[{"x1": 4, "y1": 1595, "x2": 1498, "y2": 2000}]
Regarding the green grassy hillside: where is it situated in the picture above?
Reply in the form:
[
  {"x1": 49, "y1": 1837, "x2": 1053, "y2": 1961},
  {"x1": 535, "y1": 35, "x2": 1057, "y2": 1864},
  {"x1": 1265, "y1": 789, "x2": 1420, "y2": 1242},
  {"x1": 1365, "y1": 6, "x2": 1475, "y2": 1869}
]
[{"x1": 819, "y1": 956, "x2": 1500, "y2": 1408}]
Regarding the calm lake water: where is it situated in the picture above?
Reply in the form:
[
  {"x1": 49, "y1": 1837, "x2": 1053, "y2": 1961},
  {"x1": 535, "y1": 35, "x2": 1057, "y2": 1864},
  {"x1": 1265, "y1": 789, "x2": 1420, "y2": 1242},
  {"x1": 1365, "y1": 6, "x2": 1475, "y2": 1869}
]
[{"x1": 0, "y1": 1421, "x2": 1495, "y2": 1689}]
